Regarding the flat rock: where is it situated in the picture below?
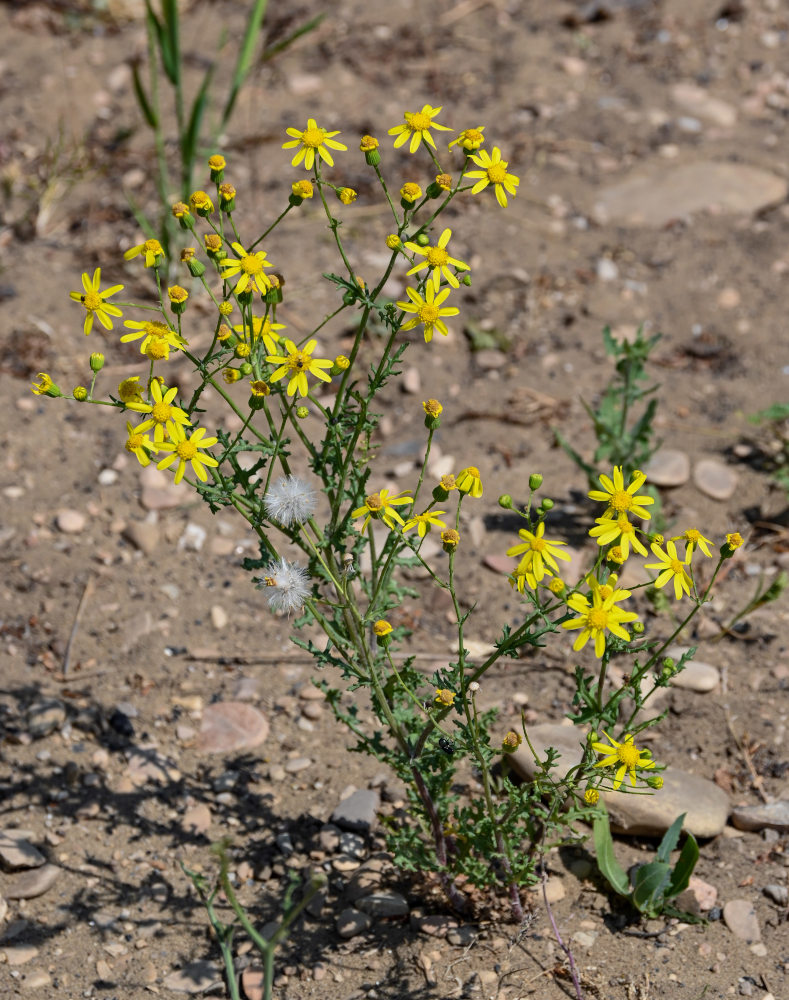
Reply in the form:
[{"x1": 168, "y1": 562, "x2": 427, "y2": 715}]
[
  {"x1": 0, "y1": 832, "x2": 45, "y2": 871},
  {"x1": 122, "y1": 519, "x2": 160, "y2": 555},
  {"x1": 197, "y1": 702, "x2": 269, "y2": 753},
  {"x1": 21, "y1": 969, "x2": 51, "y2": 989},
  {"x1": 284, "y1": 757, "x2": 312, "y2": 774},
  {"x1": 593, "y1": 162, "x2": 787, "y2": 227},
  {"x1": 241, "y1": 966, "x2": 264, "y2": 1000},
  {"x1": 723, "y1": 899, "x2": 761, "y2": 942},
  {"x1": 331, "y1": 789, "x2": 380, "y2": 833},
  {"x1": 509, "y1": 725, "x2": 729, "y2": 837},
  {"x1": 730, "y1": 800, "x2": 789, "y2": 833},
  {"x1": 163, "y1": 961, "x2": 221, "y2": 993},
  {"x1": 688, "y1": 875, "x2": 718, "y2": 912},
  {"x1": 55, "y1": 509, "x2": 86, "y2": 534},
  {"x1": 543, "y1": 878, "x2": 566, "y2": 904},
  {"x1": 336, "y1": 907, "x2": 372, "y2": 939},
  {"x1": 693, "y1": 459, "x2": 738, "y2": 501},
  {"x1": 356, "y1": 890, "x2": 409, "y2": 918},
  {"x1": 2, "y1": 944, "x2": 38, "y2": 965},
  {"x1": 671, "y1": 83, "x2": 737, "y2": 127},
  {"x1": 4, "y1": 864, "x2": 60, "y2": 899},
  {"x1": 645, "y1": 449, "x2": 691, "y2": 487},
  {"x1": 0, "y1": 894, "x2": 7, "y2": 924},
  {"x1": 763, "y1": 884, "x2": 788, "y2": 907}
]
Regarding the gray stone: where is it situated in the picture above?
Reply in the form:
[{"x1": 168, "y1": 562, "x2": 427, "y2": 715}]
[
  {"x1": 26, "y1": 699, "x2": 66, "y2": 739},
  {"x1": 730, "y1": 800, "x2": 789, "y2": 833},
  {"x1": 593, "y1": 162, "x2": 787, "y2": 227},
  {"x1": 356, "y1": 890, "x2": 409, "y2": 918},
  {"x1": 55, "y1": 509, "x2": 86, "y2": 534},
  {"x1": 4, "y1": 864, "x2": 60, "y2": 899},
  {"x1": 139, "y1": 465, "x2": 183, "y2": 511},
  {"x1": 723, "y1": 899, "x2": 761, "y2": 942},
  {"x1": 331, "y1": 789, "x2": 380, "y2": 833},
  {"x1": 671, "y1": 83, "x2": 737, "y2": 128},
  {"x1": 763, "y1": 884, "x2": 788, "y2": 907},
  {"x1": 0, "y1": 832, "x2": 45, "y2": 871},
  {"x1": 336, "y1": 907, "x2": 372, "y2": 939},
  {"x1": 645, "y1": 449, "x2": 691, "y2": 487},
  {"x1": 694, "y1": 459, "x2": 738, "y2": 501},
  {"x1": 163, "y1": 961, "x2": 221, "y2": 993},
  {"x1": 2, "y1": 944, "x2": 38, "y2": 965},
  {"x1": 509, "y1": 724, "x2": 586, "y2": 782},
  {"x1": 447, "y1": 925, "x2": 478, "y2": 947},
  {"x1": 121, "y1": 519, "x2": 160, "y2": 555},
  {"x1": 413, "y1": 913, "x2": 458, "y2": 937},
  {"x1": 197, "y1": 702, "x2": 269, "y2": 754}
]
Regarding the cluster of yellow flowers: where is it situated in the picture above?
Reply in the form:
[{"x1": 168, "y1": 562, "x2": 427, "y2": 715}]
[{"x1": 506, "y1": 466, "x2": 744, "y2": 659}]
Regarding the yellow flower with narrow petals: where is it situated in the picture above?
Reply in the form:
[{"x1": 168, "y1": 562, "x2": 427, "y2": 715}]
[
  {"x1": 397, "y1": 284, "x2": 459, "y2": 343},
  {"x1": 156, "y1": 423, "x2": 219, "y2": 485},
  {"x1": 124, "y1": 421, "x2": 157, "y2": 467},
  {"x1": 403, "y1": 510, "x2": 447, "y2": 537},
  {"x1": 283, "y1": 118, "x2": 348, "y2": 170},
  {"x1": 404, "y1": 228, "x2": 470, "y2": 292},
  {"x1": 121, "y1": 319, "x2": 186, "y2": 355},
  {"x1": 352, "y1": 489, "x2": 412, "y2": 532},
  {"x1": 507, "y1": 522, "x2": 571, "y2": 582},
  {"x1": 118, "y1": 376, "x2": 144, "y2": 404},
  {"x1": 464, "y1": 147, "x2": 519, "y2": 207},
  {"x1": 644, "y1": 540, "x2": 693, "y2": 600},
  {"x1": 589, "y1": 466, "x2": 654, "y2": 520},
  {"x1": 726, "y1": 532, "x2": 743, "y2": 550},
  {"x1": 591, "y1": 732, "x2": 656, "y2": 791},
  {"x1": 456, "y1": 466, "x2": 483, "y2": 498},
  {"x1": 449, "y1": 126, "x2": 485, "y2": 151},
  {"x1": 562, "y1": 588, "x2": 638, "y2": 658},
  {"x1": 265, "y1": 338, "x2": 333, "y2": 398},
  {"x1": 233, "y1": 314, "x2": 286, "y2": 353},
  {"x1": 69, "y1": 269, "x2": 124, "y2": 335},
  {"x1": 218, "y1": 242, "x2": 273, "y2": 296},
  {"x1": 675, "y1": 528, "x2": 714, "y2": 560},
  {"x1": 388, "y1": 104, "x2": 452, "y2": 153},
  {"x1": 589, "y1": 514, "x2": 648, "y2": 559},
  {"x1": 125, "y1": 380, "x2": 192, "y2": 444},
  {"x1": 124, "y1": 238, "x2": 164, "y2": 268}
]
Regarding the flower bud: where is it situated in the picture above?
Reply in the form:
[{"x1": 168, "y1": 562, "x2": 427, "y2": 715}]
[
  {"x1": 422, "y1": 397, "x2": 442, "y2": 429},
  {"x1": 498, "y1": 494, "x2": 513, "y2": 509},
  {"x1": 31, "y1": 373, "x2": 63, "y2": 398},
  {"x1": 331, "y1": 355, "x2": 350, "y2": 376},
  {"x1": 385, "y1": 234, "x2": 402, "y2": 251},
  {"x1": 360, "y1": 134, "x2": 381, "y2": 166},
  {"x1": 223, "y1": 368, "x2": 242, "y2": 384},
  {"x1": 529, "y1": 473, "x2": 543, "y2": 491},
  {"x1": 441, "y1": 528, "x2": 460, "y2": 552},
  {"x1": 584, "y1": 788, "x2": 599, "y2": 805},
  {"x1": 337, "y1": 187, "x2": 357, "y2": 205},
  {"x1": 72, "y1": 386, "x2": 88, "y2": 401},
  {"x1": 208, "y1": 154, "x2": 226, "y2": 182},
  {"x1": 296, "y1": 405, "x2": 309, "y2": 419},
  {"x1": 265, "y1": 274, "x2": 284, "y2": 305},
  {"x1": 415, "y1": 233, "x2": 431, "y2": 247},
  {"x1": 171, "y1": 201, "x2": 194, "y2": 230},
  {"x1": 373, "y1": 619, "x2": 392, "y2": 645},
  {"x1": 189, "y1": 190, "x2": 214, "y2": 217},
  {"x1": 239, "y1": 362, "x2": 253, "y2": 376},
  {"x1": 646, "y1": 774, "x2": 664, "y2": 790},
  {"x1": 632, "y1": 620, "x2": 645, "y2": 634},
  {"x1": 722, "y1": 532, "x2": 743, "y2": 557},
  {"x1": 89, "y1": 352, "x2": 105, "y2": 372},
  {"x1": 400, "y1": 182, "x2": 422, "y2": 206},
  {"x1": 168, "y1": 285, "x2": 189, "y2": 314},
  {"x1": 218, "y1": 182, "x2": 236, "y2": 212},
  {"x1": 501, "y1": 730, "x2": 522, "y2": 753},
  {"x1": 204, "y1": 233, "x2": 226, "y2": 261},
  {"x1": 461, "y1": 274, "x2": 472, "y2": 287}
]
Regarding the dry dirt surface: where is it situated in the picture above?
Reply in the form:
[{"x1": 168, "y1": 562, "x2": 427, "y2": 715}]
[{"x1": 1, "y1": 0, "x2": 789, "y2": 998}]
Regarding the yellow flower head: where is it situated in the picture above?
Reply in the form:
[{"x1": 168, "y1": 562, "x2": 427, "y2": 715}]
[
  {"x1": 589, "y1": 466, "x2": 654, "y2": 520},
  {"x1": 283, "y1": 117, "x2": 348, "y2": 171},
  {"x1": 69, "y1": 268, "x2": 124, "y2": 336},
  {"x1": 403, "y1": 509, "x2": 447, "y2": 538},
  {"x1": 423, "y1": 398, "x2": 443, "y2": 418},
  {"x1": 441, "y1": 528, "x2": 460, "y2": 550},
  {"x1": 31, "y1": 373, "x2": 62, "y2": 398},
  {"x1": 464, "y1": 147, "x2": 519, "y2": 207},
  {"x1": 172, "y1": 201, "x2": 191, "y2": 219},
  {"x1": 549, "y1": 577, "x2": 566, "y2": 595},
  {"x1": 591, "y1": 732, "x2": 656, "y2": 791},
  {"x1": 352, "y1": 489, "x2": 412, "y2": 532},
  {"x1": 385, "y1": 234, "x2": 402, "y2": 250},
  {"x1": 338, "y1": 187, "x2": 357, "y2": 205},
  {"x1": 589, "y1": 514, "x2": 648, "y2": 559},
  {"x1": 124, "y1": 238, "x2": 164, "y2": 268},
  {"x1": 404, "y1": 228, "x2": 470, "y2": 292},
  {"x1": 360, "y1": 135, "x2": 379, "y2": 152},
  {"x1": 676, "y1": 528, "x2": 714, "y2": 560},
  {"x1": 218, "y1": 242, "x2": 273, "y2": 296},
  {"x1": 125, "y1": 380, "x2": 191, "y2": 444},
  {"x1": 439, "y1": 474, "x2": 457, "y2": 493},
  {"x1": 584, "y1": 788, "x2": 600, "y2": 805},
  {"x1": 726, "y1": 532, "x2": 743, "y2": 551},
  {"x1": 562, "y1": 587, "x2": 639, "y2": 659},
  {"x1": 502, "y1": 730, "x2": 522, "y2": 753},
  {"x1": 456, "y1": 466, "x2": 483, "y2": 498},
  {"x1": 168, "y1": 285, "x2": 189, "y2": 305},
  {"x1": 389, "y1": 104, "x2": 453, "y2": 153},
  {"x1": 208, "y1": 154, "x2": 226, "y2": 172},
  {"x1": 292, "y1": 179, "x2": 314, "y2": 199},
  {"x1": 125, "y1": 420, "x2": 156, "y2": 467},
  {"x1": 121, "y1": 319, "x2": 185, "y2": 356},
  {"x1": 449, "y1": 126, "x2": 485, "y2": 151},
  {"x1": 644, "y1": 540, "x2": 693, "y2": 601},
  {"x1": 506, "y1": 521, "x2": 571, "y2": 582},
  {"x1": 156, "y1": 423, "x2": 220, "y2": 485},
  {"x1": 118, "y1": 376, "x2": 144, "y2": 404},
  {"x1": 400, "y1": 182, "x2": 422, "y2": 203},
  {"x1": 265, "y1": 338, "x2": 333, "y2": 398},
  {"x1": 249, "y1": 380, "x2": 270, "y2": 398},
  {"x1": 373, "y1": 619, "x2": 393, "y2": 637},
  {"x1": 435, "y1": 688, "x2": 456, "y2": 707},
  {"x1": 397, "y1": 283, "x2": 459, "y2": 343},
  {"x1": 189, "y1": 190, "x2": 214, "y2": 215}
]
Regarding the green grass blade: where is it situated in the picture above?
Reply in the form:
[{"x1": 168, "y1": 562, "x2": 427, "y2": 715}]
[
  {"x1": 130, "y1": 61, "x2": 158, "y2": 128},
  {"x1": 261, "y1": 12, "x2": 325, "y2": 62},
  {"x1": 182, "y1": 63, "x2": 215, "y2": 197},
  {"x1": 222, "y1": 0, "x2": 269, "y2": 129},
  {"x1": 160, "y1": 0, "x2": 182, "y2": 88},
  {"x1": 143, "y1": 0, "x2": 176, "y2": 84}
]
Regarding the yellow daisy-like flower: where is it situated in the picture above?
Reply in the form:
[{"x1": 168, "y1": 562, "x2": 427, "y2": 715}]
[
  {"x1": 156, "y1": 423, "x2": 219, "y2": 485},
  {"x1": 403, "y1": 510, "x2": 447, "y2": 538},
  {"x1": 589, "y1": 466, "x2": 654, "y2": 520},
  {"x1": 561, "y1": 588, "x2": 638, "y2": 658},
  {"x1": 125, "y1": 380, "x2": 191, "y2": 444},
  {"x1": 124, "y1": 420, "x2": 157, "y2": 467},
  {"x1": 449, "y1": 126, "x2": 485, "y2": 151},
  {"x1": 464, "y1": 147, "x2": 519, "y2": 207},
  {"x1": 69, "y1": 268, "x2": 124, "y2": 336},
  {"x1": 124, "y1": 238, "x2": 164, "y2": 268},
  {"x1": 118, "y1": 376, "x2": 144, "y2": 404},
  {"x1": 674, "y1": 528, "x2": 714, "y2": 560},
  {"x1": 584, "y1": 788, "x2": 600, "y2": 805},
  {"x1": 400, "y1": 182, "x2": 422, "y2": 203},
  {"x1": 404, "y1": 228, "x2": 470, "y2": 292},
  {"x1": 506, "y1": 522, "x2": 571, "y2": 582},
  {"x1": 283, "y1": 118, "x2": 348, "y2": 170},
  {"x1": 511, "y1": 562, "x2": 539, "y2": 594},
  {"x1": 121, "y1": 319, "x2": 186, "y2": 355},
  {"x1": 397, "y1": 284, "x2": 459, "y2": 343},
  {"x1": 726, "y1": 532, "x2": 743, "y2": 551},
  {"x1": 373, "y1": 619, "x2": 392, "y2": 637},
  {"x1": 644, "y1": 540, "x2": 693, "y2": 600},
  {"x1": 502, "y1": 730, "x2": 522, "y2": 752},
  {"x1": 589, "y1": 514, "x2": 648, "y2": 559},
  {"x1": 233, "y1": 314, "x2": 286, "y2": 353},
  {"x1": 31, "y1": 373, "x2": 62, "y2": 397},
  {"x1": 352, "y1": 489, "x2": 412, "y2": 532},
  {"x1": 456, "y1": 466, "x2": 483, "y2": 498},
  {"x1": 265, "y1": 338, "x2": 333, "y2": 398},
  {"x1": 218, "y1": 242, "x2": 273, "y2": 296},
  {"x1": 435, "y1": 688, "x2": 456, "y2": 707},
  {"x1": 388, "y1": 104, "x2": 453, "y2": 154},
  {"x1": 591, "y1": 732, "x2": 656, "y2": 791}
]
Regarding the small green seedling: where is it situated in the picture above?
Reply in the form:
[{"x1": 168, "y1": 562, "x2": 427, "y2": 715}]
[{"x1": 594, "y1": 808, "x2": 700, "y2": 919}]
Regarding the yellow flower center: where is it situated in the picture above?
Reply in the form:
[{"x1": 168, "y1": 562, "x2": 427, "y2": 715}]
[
  {"x1": 670, "y1": 558, "x2": 684, "y2": 575},
  {"x1": 287, "y1": 350, "x2": 310, "y2": 371},
  {"x1": 685, "y1": 529, "x2": 700, "y2": 542},
  {"x1": 83, "y1": 291, "x2": 103, "y2": 311},
  {"x1": 530, "y1": 537, "x2": 546, "y2": 552},
  {"x1": 618, "y1": 516, "x2": 634, "y2": 534},
  {"x1": 612, "y1": 490, "x2": 634, "y2": 513},
  {"x1": 465, "y1": 466, "x2": 480, "y2": 478},
  {"x1": 365, "y1": 492, "x2": 383, "y2": 512},
  {"x1": 301, "y1": 127, "x2": 325, "y2": 148},
  {"x1": 465, "y1": 128, "x2": 483, "y2": 143},
  {"x1": 176, "y1": 440, "x2": 197, "y2": 461},
  {"x1": 418, "y1": 304, "x2": 440, "y2": 324},
  {"x1": 144, "y1": 239, "x2": 162, "y2": 255},
  {"x1": 616, "y1": 742, "x2": 640, "y2": 769},
  {"x1": 486, "y1": 163, "x2": 508, "y2": 184},
  {"x1": 409, "y1": 112, "x2": 432, "y2": 131},
  {"x1": 126, "y1": 433, "x2": 144, "y2": 452},
  {"x1": 588, "y1": 608, "x2": 609, "y2": 631},
  {"x1": 151, "y1": 402, "x2": 172, "y2": 423},
  {"x1": 425, "y1": 246, "x2": 449, "y2": 267},
  {"x1": 598, "y1": 584, "x2": 614, "y2": 600},
  {"x1": 240, "y1": 254, "x2": 264, "y2": 275},
  {"x1": 146, "y1": 339, "x2": 169, "y2": 360}
]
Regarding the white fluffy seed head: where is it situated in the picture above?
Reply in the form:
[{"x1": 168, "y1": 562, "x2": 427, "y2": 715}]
[
  {"x1": 257, "y1": 557, "x2": 311, "y2": 615},
  {"x1": 263, "y1": 475, "x2": 317, "y2": 527}
]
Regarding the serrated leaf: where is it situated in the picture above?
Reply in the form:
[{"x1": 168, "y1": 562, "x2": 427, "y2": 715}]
[{"x1": 593, "y1": 811, "x2": 629, "y2": 897}]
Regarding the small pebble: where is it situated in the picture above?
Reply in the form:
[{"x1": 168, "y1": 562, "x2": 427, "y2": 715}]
[
  {"x1": 763, "y1": 884, "x2": 788, "y2": 906},
  {"x1": 723, "y1": 899, "x2": 761, "y2": 942},
  {"x1": 694, "y1": 458, "x2": 738, "y2": 501},
  {"x1": 97, "y1": 468, "x2": 118, "y2": 486},
  {"x1": 402, "y1": 368, "x2": 421, "y2": 394},
  {"x1": 645, "y1": 449, "x2": 691, "y2": 487},
  {"x1": 284, "y1": 757, "x2": 312, "y2": 774},
  {"x1": 210, "y1": 605, "x2": 228, "y2": 630},
  {"x1": 55, "y1": 509, "x2": 86, "y2": 534},
  {"x1": 336, "y1": 907, "x2": 372, "y2": 939}
]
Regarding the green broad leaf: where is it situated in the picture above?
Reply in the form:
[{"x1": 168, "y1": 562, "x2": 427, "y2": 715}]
[
  {"x1": 593, "y1": 810, "x2": 629, "y2": 897},
  {"x1": 656, "y1": 812, "x2": 686, "y2": 864},
  {"x1": 666, "y1": 831, "x2": 699, "y2": 900},
  {"x1": 632, "y1": 860, "x2": 671, "y2": 915}
]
